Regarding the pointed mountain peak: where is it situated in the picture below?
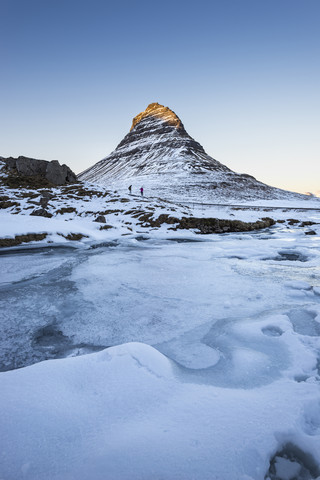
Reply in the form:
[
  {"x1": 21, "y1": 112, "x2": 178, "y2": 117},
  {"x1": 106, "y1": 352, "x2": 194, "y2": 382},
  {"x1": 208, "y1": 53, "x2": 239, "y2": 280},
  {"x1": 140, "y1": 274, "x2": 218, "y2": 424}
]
[
  {"x1": 78, "y1": 104, "x2": 308, "y2": 203},
  {"x1": 79, "y1": 102, "x2": 231, "y2": 183},
  {"x1": 130, "y1": 102, "x2": 183, "y2": 131}
]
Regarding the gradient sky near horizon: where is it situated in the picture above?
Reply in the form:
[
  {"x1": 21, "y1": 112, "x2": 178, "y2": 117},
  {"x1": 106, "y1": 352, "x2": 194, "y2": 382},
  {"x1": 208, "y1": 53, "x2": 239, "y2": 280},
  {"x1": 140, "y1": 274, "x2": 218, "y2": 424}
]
[{"x1": 1, "y1": 0, "x2": 319, "y2": 195}]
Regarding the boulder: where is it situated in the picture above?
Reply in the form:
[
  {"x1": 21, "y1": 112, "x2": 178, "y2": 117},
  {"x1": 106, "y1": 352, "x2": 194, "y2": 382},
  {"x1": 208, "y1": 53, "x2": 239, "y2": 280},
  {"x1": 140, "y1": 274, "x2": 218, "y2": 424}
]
[
  {"x1": 16, "y1": 157, "x2": 47, "y2": 176},
  {"x1": 45, "y1": 160, "x2": 65, "y2": 185},
  {"x1": 46, "y1": 160, "x2": 77, "y2": 185},
  {"x1": 2, "y1": 156, "x2": 77, "y2": 186},
  {"x1": 3, "y1": 157, "x2": 17, "y2": 171},
  {"x1": 94, "y1": 215, "x2": 106, "y2": 223},
  {"x1": 30, "y1": 208, "x2": 53, "y2": 218},
  {"x1": 40, "y1": 197, "x2": 49, "y2": 208}
]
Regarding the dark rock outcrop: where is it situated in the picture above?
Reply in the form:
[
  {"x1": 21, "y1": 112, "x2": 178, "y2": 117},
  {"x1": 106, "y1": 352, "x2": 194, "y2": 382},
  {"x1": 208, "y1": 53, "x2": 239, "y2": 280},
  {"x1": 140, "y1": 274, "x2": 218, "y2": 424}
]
[
  {"x1": 30, "y1": 208, "x2": 53, "y2": 218},
  {"x1": 59, "y1": 233, "x2": 89, "y2": 241},
  {"x1": 2, "y1": 156, "x2": 77, "y2": 186},
  {"x1": 0, "y1": 233, "x2": 47, "y2": 247},
  {"x1": 136, "y1": 212, "x2": 275, "y2": 233},
  {"x1": 55, "y1": 207, "x2": 77, "y2": 215},
  {"x1": 46, "y1": 160, "x2": 77, "y2": 185},
  {"x1": 94, "y1": 215, "x2": 106, "y2": 223},
  {"x1": 40, "y1": 196, "x2": 49, "y2": 208},
  {"x1": 176, "y1": 216, "x2": 276, "y2": 234},
  {"x1": 0, "y1": 200, "x2": 19, "y2": 209}
]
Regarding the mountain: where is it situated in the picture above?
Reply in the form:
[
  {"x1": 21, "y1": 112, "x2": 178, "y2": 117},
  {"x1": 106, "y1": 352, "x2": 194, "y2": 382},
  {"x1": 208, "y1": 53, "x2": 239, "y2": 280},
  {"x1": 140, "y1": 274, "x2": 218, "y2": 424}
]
[
  {"x1": 79, "y1": 103, "x2": 230, "y2": 180},
  {"x1": 78, "y1": 103, "x2": 309, "y2": 203}
]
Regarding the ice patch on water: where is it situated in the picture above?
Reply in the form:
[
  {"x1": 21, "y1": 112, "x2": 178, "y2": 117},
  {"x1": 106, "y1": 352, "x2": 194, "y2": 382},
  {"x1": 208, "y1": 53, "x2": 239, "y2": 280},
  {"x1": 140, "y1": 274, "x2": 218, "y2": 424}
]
[
  {"x1": 288, "y1": 309, "x2": 320, "y2": 336},
  {"x1": 0, "y1": 252, "x2": 69, "y2": 285},
  {"x1": 156, "y1": 337, "x2": 220, "y2": 369},
  {"x1": 294, "y1": 374, "x2": 311, "y2": 383},
  {"x1": 262, "y1": 325, "x2": 284, "y2": 337},
  {"x1": 274, "y1": 457, "x2": 302, "y2": 479},
  {"x1": 266, "y1": 443, "x2": 320, "y2": 480},
  {"x1": 32, "y1": 323, "x2": 106, "y2": 359},
  {"x1": 182, "y1": 316, "x2": 292, "y2": 388},
  {"x1": 278, "y1": 250, "x2": 309, "y2": 262},
  {"x1": 285, "y1": 280, "x2": 312, "y2": 290},
  {"x1": 1, "y1": 229, "x2": 320, "y2": 383},
  {"x1": 264, "y1": 250, "x2": 309, "y2": 263}
]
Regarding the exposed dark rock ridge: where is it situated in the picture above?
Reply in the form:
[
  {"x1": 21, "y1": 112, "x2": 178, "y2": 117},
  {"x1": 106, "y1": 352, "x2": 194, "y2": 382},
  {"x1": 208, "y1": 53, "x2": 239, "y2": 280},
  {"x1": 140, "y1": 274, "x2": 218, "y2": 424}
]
[
  {"x1": 0, "y1": 233, "x2": 47, "y2": 247},
  {"x1": 136, "y1": 212, "x2": 276, "y2": 233},
  {"x1": 79, "y1": 102, "x2": 230, "y2": 182},
  {"x1": 2, "y1": 156, "x2": 77, "y2": 186}
]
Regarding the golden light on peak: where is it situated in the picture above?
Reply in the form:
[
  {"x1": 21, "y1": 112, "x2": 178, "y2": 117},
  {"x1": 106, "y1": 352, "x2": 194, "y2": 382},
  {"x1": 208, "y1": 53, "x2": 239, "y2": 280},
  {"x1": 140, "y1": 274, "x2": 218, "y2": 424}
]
[{"x1": 130, "y1": 103, "x2": 182, "y2": 131}]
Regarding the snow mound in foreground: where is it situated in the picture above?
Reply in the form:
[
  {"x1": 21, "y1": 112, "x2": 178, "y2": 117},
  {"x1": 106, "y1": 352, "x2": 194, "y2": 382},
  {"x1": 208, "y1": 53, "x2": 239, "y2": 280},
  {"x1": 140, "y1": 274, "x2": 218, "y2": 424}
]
[{"x1": 1, "y1": 342, "x2": 320, "y2": 480}]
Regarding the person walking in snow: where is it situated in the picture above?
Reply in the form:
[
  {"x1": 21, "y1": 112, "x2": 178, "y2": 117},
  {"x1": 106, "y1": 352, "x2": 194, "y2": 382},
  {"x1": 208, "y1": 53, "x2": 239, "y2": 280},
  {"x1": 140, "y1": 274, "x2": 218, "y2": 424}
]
[
  {"x1": 140, "y1": 187, "x2": 144, "y2": 196},
  {"x1": 128, "y1": 185, "x2": 132, "y2": 194}
]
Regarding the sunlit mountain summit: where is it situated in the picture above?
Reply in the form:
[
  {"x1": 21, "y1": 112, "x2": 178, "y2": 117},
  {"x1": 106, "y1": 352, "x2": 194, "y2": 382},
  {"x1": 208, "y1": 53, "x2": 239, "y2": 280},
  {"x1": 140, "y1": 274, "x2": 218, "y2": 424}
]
[
  {"x1": 80, "y1": 102, "x2": 229, "y2": 179},
  {"x1": 79, "y1": 103, "x2": 311, "y2": 203}
]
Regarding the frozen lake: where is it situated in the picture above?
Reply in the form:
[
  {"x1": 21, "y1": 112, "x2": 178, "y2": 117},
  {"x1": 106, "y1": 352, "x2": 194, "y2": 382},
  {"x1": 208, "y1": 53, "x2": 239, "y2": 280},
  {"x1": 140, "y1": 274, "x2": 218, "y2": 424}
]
[
  {"x1": 1, "y1": 227, "x2": 320, "y2": 376},
  {"x1": 1, "y1": 226, "x2": 320, "y2": 479},
  {"x1": 0, "y1": 231, "x2": 320, "y2": 378}
]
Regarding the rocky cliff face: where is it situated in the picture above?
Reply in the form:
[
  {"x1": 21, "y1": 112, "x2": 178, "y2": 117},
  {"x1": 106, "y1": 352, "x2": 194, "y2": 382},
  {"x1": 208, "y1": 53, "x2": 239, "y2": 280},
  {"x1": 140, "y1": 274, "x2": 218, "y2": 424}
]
[
  {"x1": 79, "y1": 103, "x2": 230, "y2": 182},
  {"x1": 2, "y1": 156, "x2": 77, "y2": 186}
]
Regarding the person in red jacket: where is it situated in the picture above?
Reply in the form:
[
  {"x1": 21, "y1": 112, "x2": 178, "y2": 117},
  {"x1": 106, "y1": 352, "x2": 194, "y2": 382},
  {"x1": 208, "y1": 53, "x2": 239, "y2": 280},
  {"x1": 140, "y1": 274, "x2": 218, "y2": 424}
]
[{"x1": 140, "y1": 187, "x2": 144, "y2": 196}]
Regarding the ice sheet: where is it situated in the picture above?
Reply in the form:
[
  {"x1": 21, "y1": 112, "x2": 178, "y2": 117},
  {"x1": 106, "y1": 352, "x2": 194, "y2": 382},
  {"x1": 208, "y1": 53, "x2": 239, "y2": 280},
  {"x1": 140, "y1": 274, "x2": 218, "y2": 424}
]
[{"x1": 1, "y1": 216, "x2": 320, "y2": 479}]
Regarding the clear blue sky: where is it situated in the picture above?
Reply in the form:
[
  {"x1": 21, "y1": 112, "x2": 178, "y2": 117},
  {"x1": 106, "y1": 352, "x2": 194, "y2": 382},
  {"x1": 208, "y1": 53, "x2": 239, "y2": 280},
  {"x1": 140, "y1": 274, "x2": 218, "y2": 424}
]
[{"x1": 1, "y1": 0, "x2": 319, "y2": 194}]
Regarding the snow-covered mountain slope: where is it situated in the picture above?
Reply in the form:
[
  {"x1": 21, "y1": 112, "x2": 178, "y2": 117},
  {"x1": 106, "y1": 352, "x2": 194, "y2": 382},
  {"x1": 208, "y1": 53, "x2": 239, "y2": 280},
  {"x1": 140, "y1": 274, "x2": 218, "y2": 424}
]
[
  {"x1": 79, "y1": 102, "x2": 230, "y2": 181},
  {"x1": 78, "y1": 103, "x2": 313, "y2": 203}
]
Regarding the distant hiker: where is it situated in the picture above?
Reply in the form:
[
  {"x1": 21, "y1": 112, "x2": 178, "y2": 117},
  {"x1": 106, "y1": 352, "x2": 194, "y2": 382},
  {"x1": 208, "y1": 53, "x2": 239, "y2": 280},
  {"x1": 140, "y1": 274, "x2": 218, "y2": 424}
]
[
  {"x1": 140, "y1": 187, "x2": 144, "y2": 196},
  {"x1": 128, "y1": 185, "x2": 132, "y2": 194}
]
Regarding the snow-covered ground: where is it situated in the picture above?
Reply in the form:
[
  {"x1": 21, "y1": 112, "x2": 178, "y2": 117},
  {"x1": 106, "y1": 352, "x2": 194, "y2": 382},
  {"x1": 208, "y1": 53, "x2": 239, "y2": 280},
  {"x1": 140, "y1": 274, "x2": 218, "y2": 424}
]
[
  {"x1": 1, "y1": 157, "x2": 320, "y2": 479},
  {"x1": 1, "y1": 207, "x2": 320, "y2": 479},
  {"x1": 80, "y1": 170, "x2": 320, "y2": 205}
]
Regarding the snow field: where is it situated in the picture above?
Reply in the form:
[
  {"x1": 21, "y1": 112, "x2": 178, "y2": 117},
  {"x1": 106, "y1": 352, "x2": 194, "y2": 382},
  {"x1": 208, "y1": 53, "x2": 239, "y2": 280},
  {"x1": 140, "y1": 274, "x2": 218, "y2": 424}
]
[
  {"x1": 1, "y1": 176, "x2": 320, "y2": 478},
  {"x1": 0, "y1": 341, "x2": 319, "y2": 480}
]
